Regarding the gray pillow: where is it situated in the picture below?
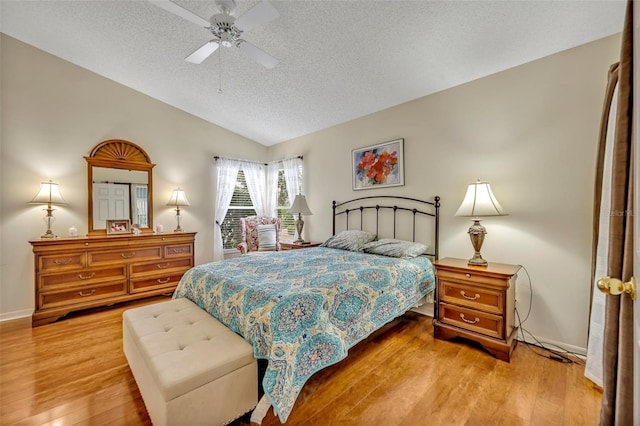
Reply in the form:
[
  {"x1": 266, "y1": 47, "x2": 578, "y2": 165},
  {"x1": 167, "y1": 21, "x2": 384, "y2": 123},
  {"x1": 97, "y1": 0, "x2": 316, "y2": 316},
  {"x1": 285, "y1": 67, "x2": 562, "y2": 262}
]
[
  {"x1": 321, "y1": 230, "x2": 377, "y2": 252},
  {"x1": 361, "y1": 238, "x2": 429, "y2": 258}
]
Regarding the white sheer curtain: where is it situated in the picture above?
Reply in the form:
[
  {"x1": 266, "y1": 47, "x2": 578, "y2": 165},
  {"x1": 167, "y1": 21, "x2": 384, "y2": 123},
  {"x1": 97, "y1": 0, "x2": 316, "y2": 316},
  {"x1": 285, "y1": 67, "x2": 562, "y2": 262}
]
[
  {"x1": 585, "y1": 79, "x2": 618, "y2": 387},
  {"x1": 265, "y1": 162, "x2": 279, "y2": 218},
  {"x1": 242, "y1": 161, "x2": 267, "y2": 217},
  {"x1": 282, "y1": 157, "x2": 302, "y2": 208},
  {"x1": 214, "y1": 158, "x2": 241, "y2": 261}
]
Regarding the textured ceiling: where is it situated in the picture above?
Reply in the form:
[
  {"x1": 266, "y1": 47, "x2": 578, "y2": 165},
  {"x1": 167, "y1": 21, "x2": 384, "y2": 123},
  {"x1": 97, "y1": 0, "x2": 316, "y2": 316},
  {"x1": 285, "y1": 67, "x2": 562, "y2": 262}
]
[{"x1": 1, "y1": 1, "x2": 626, "y2": 146}]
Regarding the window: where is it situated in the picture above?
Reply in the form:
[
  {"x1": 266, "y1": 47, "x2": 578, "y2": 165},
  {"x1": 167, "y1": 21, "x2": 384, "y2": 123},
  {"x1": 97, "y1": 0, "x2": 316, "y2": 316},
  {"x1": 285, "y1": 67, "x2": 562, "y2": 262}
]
[
  {"x1": 277, "y1": 170, "x2": 297, "y2": 242},
  {"x1": 221, "y1": 165, "x2": 302, "y2": 250},
  {"x1": 221, "y1": 171, "x2": 255, "y2": 249}
]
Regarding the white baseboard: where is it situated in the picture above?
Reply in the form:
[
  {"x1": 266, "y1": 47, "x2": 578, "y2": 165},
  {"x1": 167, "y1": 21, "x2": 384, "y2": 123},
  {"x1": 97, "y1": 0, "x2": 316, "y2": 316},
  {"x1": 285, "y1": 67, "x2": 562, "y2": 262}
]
[
  {"x1": 0, "y1": 309, "x2": 33, "y2": 322},
  {"x1": 515, "y1": 330, "x2": 586, "y2": 358}
]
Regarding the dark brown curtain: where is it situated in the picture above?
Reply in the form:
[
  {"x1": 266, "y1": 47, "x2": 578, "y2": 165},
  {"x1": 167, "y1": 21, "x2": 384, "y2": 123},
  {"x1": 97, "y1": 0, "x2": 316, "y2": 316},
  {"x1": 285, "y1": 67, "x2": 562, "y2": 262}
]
[{"x1": 595, "y1": 0, "x2": 635, "y2": 424}]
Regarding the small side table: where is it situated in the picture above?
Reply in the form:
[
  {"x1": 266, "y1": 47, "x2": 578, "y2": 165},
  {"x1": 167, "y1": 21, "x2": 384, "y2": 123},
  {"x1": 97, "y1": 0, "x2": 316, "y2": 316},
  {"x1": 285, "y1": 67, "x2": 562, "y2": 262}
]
[
  {"x1": 433, "y1": 257, "x2": 521, "y2": 362},
  {"x1": 280, "y1": 241, "x2": 322, "y2": 250}
]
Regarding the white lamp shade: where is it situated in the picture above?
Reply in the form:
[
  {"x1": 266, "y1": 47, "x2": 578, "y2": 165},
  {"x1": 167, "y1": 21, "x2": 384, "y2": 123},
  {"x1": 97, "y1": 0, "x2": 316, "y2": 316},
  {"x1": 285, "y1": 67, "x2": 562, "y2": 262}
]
[
  {"x1": 288, "y1": 194, "x2": 313, "y2": 216},
  {"x1": 166, "y1": 188, "x2": 191, "y2": 207},
  {"x1": 455, "y1": 180, "x2": 507, "y2": 217},
  {"x1": 29, "y1": 180, "x2": 66, "y2": 205}
]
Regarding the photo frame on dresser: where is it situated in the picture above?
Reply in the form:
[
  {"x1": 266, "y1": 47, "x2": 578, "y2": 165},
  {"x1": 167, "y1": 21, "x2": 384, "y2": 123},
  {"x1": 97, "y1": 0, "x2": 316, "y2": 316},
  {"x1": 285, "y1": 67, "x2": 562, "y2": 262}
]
[
  {"x1": 352, "y1": 138, "x2": 404, "y2": 190},
  {"x1": 106, "y1": 219, "x2": 131, "y2": 235}
]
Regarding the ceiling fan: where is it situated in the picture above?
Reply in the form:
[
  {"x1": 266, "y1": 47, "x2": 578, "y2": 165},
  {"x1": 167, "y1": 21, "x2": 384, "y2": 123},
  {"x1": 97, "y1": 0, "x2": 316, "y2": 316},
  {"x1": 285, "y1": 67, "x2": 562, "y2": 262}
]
[{"x1": 151, "y1": 0, "x2": 280, "y2": 68}]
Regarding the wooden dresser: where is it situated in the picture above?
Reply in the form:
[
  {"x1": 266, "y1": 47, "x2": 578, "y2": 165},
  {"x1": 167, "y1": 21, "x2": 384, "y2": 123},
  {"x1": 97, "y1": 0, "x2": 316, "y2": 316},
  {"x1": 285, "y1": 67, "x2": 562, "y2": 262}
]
[
  {"x1": 433, "y1": 257, "x2": 521, "y2": 362},
  {"x1": 30, "y1": 232, "x2": 196, "y2": 326}
]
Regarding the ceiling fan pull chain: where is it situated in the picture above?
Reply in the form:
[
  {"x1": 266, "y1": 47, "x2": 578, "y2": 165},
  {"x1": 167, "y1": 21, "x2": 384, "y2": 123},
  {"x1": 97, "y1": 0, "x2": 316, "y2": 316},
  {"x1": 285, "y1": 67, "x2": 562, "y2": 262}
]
[{"x1": 218, "y1": 45, "x2": 224, "y2": 94}]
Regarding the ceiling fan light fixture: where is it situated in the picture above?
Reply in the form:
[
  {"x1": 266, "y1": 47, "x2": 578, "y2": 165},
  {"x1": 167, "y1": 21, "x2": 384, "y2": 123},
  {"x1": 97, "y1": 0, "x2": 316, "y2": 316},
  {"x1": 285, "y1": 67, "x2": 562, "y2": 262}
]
[
  {"x1": 219, "y1": 32, "x2": 234, "y2": 47},
  {"x1": 153, "y1": 0, "x2": 279, "y2": 68}
]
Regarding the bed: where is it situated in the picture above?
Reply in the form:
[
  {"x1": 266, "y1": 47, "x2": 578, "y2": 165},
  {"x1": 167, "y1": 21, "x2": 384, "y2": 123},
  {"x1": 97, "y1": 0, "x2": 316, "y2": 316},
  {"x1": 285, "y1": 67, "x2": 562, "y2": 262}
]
[{"x1": 173, "y1": 195, "x2": 440, "y2": 422}]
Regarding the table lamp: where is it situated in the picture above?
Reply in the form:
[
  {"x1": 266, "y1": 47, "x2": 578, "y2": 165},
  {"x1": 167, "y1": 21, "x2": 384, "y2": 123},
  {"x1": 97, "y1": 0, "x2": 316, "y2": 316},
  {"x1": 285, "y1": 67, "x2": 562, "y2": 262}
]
[
  {"x1": 29, "y1": 180, "x2": 67, "y2": 239},
  {"x1": 288, "y1": 194, "x2": 313, "y2": 243},
  {"x1": 166, "y1": 188, "x2": 190, "y2": 232},
  {"x1": 455, "y1": 179, "x2": 507, "y2": 266}
]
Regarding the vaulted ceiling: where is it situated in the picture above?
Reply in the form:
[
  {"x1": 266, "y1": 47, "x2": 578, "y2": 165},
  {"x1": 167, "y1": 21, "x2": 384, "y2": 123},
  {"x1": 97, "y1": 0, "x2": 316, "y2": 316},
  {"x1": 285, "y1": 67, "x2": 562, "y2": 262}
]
[{"x1": 1, "y1": 1, "x2": 626, "y2": 146}]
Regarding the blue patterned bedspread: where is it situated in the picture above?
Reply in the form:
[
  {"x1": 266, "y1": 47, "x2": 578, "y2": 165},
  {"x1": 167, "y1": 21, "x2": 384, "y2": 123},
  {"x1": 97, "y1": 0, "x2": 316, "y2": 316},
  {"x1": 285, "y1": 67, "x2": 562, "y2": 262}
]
[{"x1": 173, "y1": 247, "x2": 434, "y2": 422}]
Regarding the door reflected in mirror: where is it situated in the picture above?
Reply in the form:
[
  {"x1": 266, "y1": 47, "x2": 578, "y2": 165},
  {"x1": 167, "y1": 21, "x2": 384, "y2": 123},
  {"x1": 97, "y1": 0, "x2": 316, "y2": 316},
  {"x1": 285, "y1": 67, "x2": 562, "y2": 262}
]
[{"x1": 92, "y1": 167, "x2": 149, "y2": 229}]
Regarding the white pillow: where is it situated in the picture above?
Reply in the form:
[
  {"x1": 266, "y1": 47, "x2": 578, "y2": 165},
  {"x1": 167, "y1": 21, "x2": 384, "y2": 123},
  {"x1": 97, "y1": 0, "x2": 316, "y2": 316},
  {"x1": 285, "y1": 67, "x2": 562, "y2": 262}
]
[{"x1": 257, "y1": 224, "x2": 277, "y2": 251}]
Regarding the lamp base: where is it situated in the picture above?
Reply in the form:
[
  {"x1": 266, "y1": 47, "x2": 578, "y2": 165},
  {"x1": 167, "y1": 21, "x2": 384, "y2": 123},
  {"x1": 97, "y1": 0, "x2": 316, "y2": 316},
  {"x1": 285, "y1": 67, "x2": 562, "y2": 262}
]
[
  {"x1": 467, "y1": 219, "x2": 488, "y2": 267},
  {"x1": 40, "y1": 231, "x2": 56, "y2": 239},
  {"x1": 294, "y1": 214, "x2": 305, "y2": 244},
  {"x1": 467, "y1": 253, "x2": 488, "y2": 266}
]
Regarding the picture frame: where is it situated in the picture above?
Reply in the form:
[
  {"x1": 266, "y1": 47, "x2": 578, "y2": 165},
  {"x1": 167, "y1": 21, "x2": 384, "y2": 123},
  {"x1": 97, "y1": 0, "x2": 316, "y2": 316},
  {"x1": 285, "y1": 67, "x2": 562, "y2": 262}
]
[
  {"x1": 352, "y1": 138, "x2": 404, "y2": 190},
  {"x1": 106, "y1": 219, "x2": 131, "y2": 235}
]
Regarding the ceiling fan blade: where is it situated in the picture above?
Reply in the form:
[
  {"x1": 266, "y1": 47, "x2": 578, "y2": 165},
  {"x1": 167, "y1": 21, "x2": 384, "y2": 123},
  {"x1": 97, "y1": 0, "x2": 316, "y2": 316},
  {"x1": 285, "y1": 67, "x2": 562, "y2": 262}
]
[
  {"x1": 185, "y1": 41, "x2": 220, "y2": 64},
  {"x1": 238, "y1": 41, "x2": 278, "y2": 69},
  {"x1": 149, "y1": 0, "x2": 210, "y2": 28},
  {"x1": 234, "y1": 1, "x2": 279, "y2": 32}
]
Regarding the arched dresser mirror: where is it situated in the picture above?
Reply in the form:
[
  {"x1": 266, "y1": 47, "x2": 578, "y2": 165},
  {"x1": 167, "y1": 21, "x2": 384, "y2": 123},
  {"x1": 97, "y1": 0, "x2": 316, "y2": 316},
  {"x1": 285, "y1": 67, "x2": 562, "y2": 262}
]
[{"x1": 85, "y1": 139, "x2": 155, "y2": 235}]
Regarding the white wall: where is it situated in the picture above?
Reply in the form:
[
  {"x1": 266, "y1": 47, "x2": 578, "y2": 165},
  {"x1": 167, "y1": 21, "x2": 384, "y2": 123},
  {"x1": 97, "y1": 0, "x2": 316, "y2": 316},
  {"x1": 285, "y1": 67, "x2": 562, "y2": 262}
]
[
  {"x1": 270, "y1": 34, "x2": 622, "y2": 352},
  {"x1": 0, "y1": 35, "x2": 267, "y2": 319}
]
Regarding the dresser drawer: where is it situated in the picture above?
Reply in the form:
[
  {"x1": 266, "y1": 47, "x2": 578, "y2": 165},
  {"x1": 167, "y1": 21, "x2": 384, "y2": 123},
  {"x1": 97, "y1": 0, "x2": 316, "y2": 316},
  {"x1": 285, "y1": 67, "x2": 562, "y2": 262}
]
[
  {"x1": 88, "y1": 246, "x2": 162, "y2": 265},
  {"x1": 129, "y1": 271, "x2": 186, "y2": 294},
  {"x1": 437, "y1": 269, "x2": 509, "y2": 289},
  {"x1": 130, "y1": 258, "x2": 193, "y2": 275},
  {"x1": 39, "y1": 252, "x2": 86, "y2": 272},
  {"x1": 38, "y1": 266, "x2": 127, "y2": 290},
  {"x1": 439, "y1": 280, "x2": 503, "y2": 315},
  {"x1": 439, "y1": 302, "x2": 504, "y2": 339},
  {"x1": 164, "y1": 243, "x2": 193, "y2": 259},
  {"x1": 39, "y1": 281, "x2": 127, "y2": 309}
]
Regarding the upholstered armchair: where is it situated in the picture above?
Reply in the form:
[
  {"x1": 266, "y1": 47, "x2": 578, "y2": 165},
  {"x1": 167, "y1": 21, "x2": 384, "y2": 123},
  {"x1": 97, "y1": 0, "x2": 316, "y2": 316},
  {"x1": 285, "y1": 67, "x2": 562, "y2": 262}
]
[{"x1": 237, "y1": 216, "x2": 282, "y2": 255}]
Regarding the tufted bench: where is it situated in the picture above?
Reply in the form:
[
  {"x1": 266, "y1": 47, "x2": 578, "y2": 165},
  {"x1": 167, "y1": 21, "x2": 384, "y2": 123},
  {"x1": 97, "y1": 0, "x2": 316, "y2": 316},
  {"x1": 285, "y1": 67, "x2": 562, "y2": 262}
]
[{"x1": 123, "y1": 298, "x2": 258, "y2": 426}]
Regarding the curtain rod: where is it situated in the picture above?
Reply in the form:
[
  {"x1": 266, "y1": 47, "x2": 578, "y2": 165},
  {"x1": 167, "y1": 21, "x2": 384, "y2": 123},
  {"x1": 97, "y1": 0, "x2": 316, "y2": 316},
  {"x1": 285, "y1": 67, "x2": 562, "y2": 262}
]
[{"x1": 213, "y1": 155, "x2": 303, "y2": 166}]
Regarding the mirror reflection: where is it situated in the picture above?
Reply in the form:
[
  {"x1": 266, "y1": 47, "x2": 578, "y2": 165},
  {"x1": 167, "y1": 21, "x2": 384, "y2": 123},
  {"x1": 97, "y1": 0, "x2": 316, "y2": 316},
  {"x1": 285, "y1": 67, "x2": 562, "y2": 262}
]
[{"x1": 92, "y1": 167, "x2": 149, "y2": 229}]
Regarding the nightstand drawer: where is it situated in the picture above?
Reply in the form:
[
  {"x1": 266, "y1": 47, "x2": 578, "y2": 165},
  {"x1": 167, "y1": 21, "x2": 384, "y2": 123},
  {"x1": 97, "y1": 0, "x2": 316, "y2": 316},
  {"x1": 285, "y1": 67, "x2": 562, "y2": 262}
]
[
  {"x1": 437, "y1": 269, "x2": 509, "y2": 289},
  {"x1": 439, "y1": 280, "x2": 503, "y2": 315},
  {"x1": 439, "y1": 302, "x2": 504, "y2": 339}
]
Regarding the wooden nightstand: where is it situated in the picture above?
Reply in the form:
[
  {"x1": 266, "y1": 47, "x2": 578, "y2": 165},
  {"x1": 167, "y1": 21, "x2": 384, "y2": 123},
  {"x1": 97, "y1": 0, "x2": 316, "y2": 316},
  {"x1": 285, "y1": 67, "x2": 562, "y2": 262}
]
[
  {"x1": 280, "y1": 241, "x2": 322, "y2": 250},
  {"x1": 433, "y1": 257, "x2": 521, "y2": 362}
]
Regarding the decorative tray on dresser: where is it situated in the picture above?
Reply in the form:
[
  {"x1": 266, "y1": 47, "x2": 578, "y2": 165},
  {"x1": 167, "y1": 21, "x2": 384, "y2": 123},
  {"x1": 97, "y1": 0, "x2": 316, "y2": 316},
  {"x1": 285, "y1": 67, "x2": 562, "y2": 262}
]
[
  {"x1": 30, "y1": 232, "x2": 196, "y2": 326},
  {"x1": 433, "y1": 257, "x2": 521, "y2": 362}
]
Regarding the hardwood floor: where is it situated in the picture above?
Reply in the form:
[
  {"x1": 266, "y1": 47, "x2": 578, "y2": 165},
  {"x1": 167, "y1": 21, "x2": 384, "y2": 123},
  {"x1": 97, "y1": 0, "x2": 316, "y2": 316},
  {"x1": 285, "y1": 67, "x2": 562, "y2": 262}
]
[{"x1": 0, "y1": 296, "x2": 602, "y2": 425}]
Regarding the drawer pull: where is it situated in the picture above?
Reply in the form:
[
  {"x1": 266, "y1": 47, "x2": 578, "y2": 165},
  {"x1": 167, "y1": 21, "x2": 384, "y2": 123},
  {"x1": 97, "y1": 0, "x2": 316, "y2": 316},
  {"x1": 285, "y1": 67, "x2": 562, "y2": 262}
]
[
  {"x1": 157, "y1": 277, "x2": 171, "y2": 284},
  {"x1": 121, "y1": 252, "x2": 136, "y2": 258},
  {"x1": 53, "y1": 258, "x2": 75, "y2": 265},
  {"x1": 460, "y1": 290, "x2": 480, "y2": 301},
  {"x1": 78, "y1": 272, "x2": 96, "y2": 280},
  {"x1": 156, "y1": 263, "x2": 170, "y2": 269},
  {"x1": 465, "y1": 273, "x2": 471, "y2": 278},
  {"x1": 78, "y1": 289, "x2": 96, "y2": 297},
  {"x1": 460, "y1": 313, "x2": 480, "y2": 324}
]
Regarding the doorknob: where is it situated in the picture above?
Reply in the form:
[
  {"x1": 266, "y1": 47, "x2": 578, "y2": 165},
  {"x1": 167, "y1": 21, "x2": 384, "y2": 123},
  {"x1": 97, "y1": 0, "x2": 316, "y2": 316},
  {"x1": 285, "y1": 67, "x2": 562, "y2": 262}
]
[{"x1": 597, "y1": 276, "x2": 637, "y2": 300}]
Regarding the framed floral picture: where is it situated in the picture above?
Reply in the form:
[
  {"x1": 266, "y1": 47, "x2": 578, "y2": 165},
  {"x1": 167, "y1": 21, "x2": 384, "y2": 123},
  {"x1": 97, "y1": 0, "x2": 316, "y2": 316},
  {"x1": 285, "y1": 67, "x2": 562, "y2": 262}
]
[
  {"x1": 106, "y1": 219, "x2": 131, "y2": 235},
  {"x1": 352, "y1": 138, "x2": 404, "y2": 190}
]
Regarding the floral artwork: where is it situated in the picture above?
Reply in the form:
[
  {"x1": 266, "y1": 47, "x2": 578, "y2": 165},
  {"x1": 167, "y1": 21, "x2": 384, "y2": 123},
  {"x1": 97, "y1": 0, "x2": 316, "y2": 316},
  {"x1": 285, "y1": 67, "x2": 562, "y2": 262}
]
[{"x1": 352, "y1": 139, "x2": 404, "y2": 190}]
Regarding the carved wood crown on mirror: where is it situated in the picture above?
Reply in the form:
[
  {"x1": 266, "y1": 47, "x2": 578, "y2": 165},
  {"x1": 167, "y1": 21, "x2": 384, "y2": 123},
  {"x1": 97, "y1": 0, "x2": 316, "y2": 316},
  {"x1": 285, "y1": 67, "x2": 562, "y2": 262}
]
[{"x1": 85, "y1": 139, "x2": 155, "y2": 236}]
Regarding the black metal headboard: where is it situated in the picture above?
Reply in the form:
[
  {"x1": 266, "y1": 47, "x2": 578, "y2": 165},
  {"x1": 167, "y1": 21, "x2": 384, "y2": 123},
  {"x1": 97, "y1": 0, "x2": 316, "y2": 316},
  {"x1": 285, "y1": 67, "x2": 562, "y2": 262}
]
[{"x1": 332, "y1": 195, "x2": 440, "y2": 259}]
